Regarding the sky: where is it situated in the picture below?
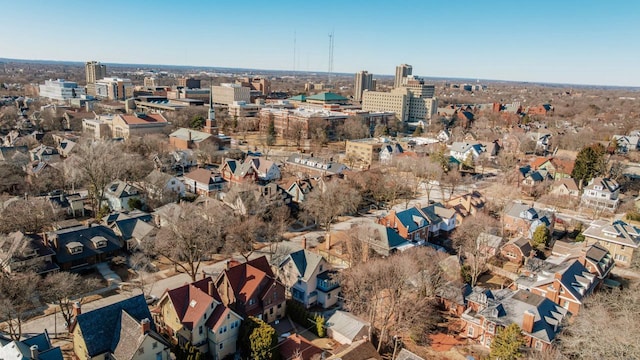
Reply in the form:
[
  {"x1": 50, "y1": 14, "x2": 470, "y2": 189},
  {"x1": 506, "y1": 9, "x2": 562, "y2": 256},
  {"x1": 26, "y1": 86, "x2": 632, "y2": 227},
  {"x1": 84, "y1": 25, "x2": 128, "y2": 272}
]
[{"x1": 2, "y1": 0, "x2": 640, "y2": 87}]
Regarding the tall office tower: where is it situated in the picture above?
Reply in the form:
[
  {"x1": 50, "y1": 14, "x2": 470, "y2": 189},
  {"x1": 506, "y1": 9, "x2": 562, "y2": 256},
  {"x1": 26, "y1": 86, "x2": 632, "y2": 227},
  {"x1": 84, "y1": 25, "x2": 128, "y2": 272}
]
[
  {"x1": 394, "y1": 64, "x2": 412, "y2": 88},
  {"x1": 354, "y1": 70, "x2": 375, "y2": 102},
  {"x1": 85, "y1": 61, "x2": 107, "y2": 85}
]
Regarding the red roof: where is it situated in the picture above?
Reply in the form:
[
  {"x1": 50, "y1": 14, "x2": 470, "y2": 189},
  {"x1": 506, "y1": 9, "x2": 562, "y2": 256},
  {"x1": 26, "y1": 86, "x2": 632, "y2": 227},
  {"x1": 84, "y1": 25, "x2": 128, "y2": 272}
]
[
  {"x1": 222, "y1": 256, "x2": 278, "y2": 309},
  {"x1": 166, "y1": 277, "x2": 223, "y2": 330},
  {"x1": 279, "y1": 334, "x2": 323, "y2": 360},
  {"x1": 530, "y1": 157, "x2": 549, "y2": 169}
]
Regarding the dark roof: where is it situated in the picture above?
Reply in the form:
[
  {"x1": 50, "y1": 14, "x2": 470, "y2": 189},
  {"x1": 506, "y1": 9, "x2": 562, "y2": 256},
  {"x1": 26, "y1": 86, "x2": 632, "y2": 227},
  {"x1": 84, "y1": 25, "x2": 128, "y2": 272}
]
[
  {"x1": 50, "y1": 225, "x2": 122, "y2": 265},
  {"x1": 75, "y1": 294, "x2": 154, "y2": 357},
  {"x1": 112, "y1": 215, "x2": 152, "y2": 240},
  {"x1": 394, "y1": 207, "x2": 429, "y2": 233}
]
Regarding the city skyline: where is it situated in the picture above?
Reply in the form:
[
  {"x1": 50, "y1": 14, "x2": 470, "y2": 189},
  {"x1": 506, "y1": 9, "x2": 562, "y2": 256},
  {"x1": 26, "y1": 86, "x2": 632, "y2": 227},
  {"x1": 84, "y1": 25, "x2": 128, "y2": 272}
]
[{"x1": 2, "y1": 0, "x2": 639, "y2": 87}]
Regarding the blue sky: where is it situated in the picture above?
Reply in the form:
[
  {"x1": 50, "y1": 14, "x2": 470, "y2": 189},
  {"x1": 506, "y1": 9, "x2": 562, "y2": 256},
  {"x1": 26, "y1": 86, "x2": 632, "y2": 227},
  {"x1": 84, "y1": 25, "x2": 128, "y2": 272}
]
[{"x1": 2, "y1": 0, "x2": 639, "y2": 86}]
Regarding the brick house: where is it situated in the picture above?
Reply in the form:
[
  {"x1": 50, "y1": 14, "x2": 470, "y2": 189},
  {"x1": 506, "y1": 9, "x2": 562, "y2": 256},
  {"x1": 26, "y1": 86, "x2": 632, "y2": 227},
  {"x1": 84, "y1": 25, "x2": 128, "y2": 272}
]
[
  {"x1": 461, "y1": 289, "x2": 567, "y2": 352},
  {"x1": 503, "y1": 202, "x2": 554, "y2": 239},
  {"x1": 501, "y1": 237, "x2": 533, "y2": 265},
  {"x1": 378, "y1": 207, "x2": 430, "y2": 243},
  {"x1": 215, "y1": 256, "x2": 286, "y2": 324},
  {"x1": 514, "y1": 260, "x2": 597, "y2": 315}
]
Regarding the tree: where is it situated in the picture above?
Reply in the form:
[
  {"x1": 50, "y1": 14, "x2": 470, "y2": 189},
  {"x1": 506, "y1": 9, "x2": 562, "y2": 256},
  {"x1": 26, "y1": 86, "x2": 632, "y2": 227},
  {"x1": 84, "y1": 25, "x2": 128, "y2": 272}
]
[
  {"x1": 239, "y1": 317, "x2": 278, "y2": 360},
  {"x1": 532, "y1": 224, "x2": 549, "y2": 249},
  {"x1": 451, "y1": 213, "x2": 499, "y2": 286},
  {"x1": 189, "y1": 115, "x2": 205, "y2": 130},
  {"x1": 0, "y1": 272, "x2": 40, "y2": 340},
  {"x1": 412, "y1": 126, "x2": 423, "y2": 137},
  {"x1": 558, "y1": 284, "x2": 640, "y2": 359},
  {"x1": 373, "y1": 124, "x2": 388, "y2": 137},
  {"x1": 143, "y1": 202, "x2": 225, "y2": 281},
  {"x1": 302, "y1": 180, "x2": 360, "y2": 236},
  {"x1": 41, "y1": 272, "x2": 100, "y2": 329},
  {"x1": 314, "y1": 314, "x2": 326, "y2": 337},
  {"x1": 0, "y1": 197, "x2": 61, "y2": 234},
  {"x1": 339, "y1": 116, "x2": 370, "y2": 140},
  {"x1": 490, "y1": 323, "x2": 526, "y2": 360},
  {"x1": 571, "y1": 143, "x2": 606, "y2": 187}
]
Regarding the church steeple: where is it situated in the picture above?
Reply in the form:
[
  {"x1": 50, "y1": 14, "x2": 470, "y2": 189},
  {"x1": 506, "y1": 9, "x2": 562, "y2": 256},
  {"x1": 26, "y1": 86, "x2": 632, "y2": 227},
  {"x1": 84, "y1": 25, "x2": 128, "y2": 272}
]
[{"x1": 204, "y1": 85, "x2": 217, "y2": 134}]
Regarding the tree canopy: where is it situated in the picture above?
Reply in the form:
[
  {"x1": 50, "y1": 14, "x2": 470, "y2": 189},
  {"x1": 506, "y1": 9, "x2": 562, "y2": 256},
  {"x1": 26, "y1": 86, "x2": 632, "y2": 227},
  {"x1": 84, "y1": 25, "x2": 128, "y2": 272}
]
[
  {"x1": 490, "y1": 323, "x2": 526, "y2": 360},
  {"x1": 571, "y1": 143, "x2": 606, "y2": 187}
]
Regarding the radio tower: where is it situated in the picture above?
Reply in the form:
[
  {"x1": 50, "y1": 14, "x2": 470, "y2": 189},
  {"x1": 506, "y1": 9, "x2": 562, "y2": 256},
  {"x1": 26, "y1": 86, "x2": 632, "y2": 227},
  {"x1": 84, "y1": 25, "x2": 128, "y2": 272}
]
[{"x1": 328, "y1": 30, "x2": 334, "y2": 83}]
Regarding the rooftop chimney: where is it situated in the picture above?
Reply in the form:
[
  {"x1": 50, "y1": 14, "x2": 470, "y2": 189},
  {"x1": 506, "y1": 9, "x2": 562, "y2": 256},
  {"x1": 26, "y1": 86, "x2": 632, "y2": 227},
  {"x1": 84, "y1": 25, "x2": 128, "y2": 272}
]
[
  {"x1": 72, "y1": 301, "x2": 81, "y2": 317},
  {"x1": 301, "y1": 236, "x2": 307, "y2": 250},
  {"x1": 201, "y1": 270, "x2": 207, "y2": 280},
  {"x1": 208, "y1": 281, "x2": 215, "y2": 297},
  {"x1": 30, "y1": 345, "x2": 38, "y2": 360},
  {"x1": 325, "y1": 233, "x2": 331, "y2": 251},
  {"x1": 141, "y1": 318, "x2": 151, "y2": 335},
  {"x1": 522, "y1": 310, "x2": 535, "y2": 333}
]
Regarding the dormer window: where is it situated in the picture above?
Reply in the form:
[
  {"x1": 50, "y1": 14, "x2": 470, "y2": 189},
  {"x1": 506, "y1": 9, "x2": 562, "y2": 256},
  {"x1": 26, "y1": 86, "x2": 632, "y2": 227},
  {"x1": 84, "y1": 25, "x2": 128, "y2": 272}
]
[
  {"x1": 91, "y1": 236, "x2": 108, "y2": 249},
  {"x1": 66, "y1": 241, "x2": 83, "y2": 254}
]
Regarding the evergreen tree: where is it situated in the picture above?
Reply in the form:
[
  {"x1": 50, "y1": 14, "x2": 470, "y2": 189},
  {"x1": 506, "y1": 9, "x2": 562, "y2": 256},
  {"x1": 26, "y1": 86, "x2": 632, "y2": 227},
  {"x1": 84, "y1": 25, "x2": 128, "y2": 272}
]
[
  {"x1": 490, "y1": 323, "x2": 526, "y2": 360},
  {"x1": 240, "y1": 316, "x2": 279, "y2": 360},
  {"x1": 314, "y1": 314, "x2": 326, "y2": 337},
  {"x1": 571, "y1": 143, "x2": 606, "y2": 187}
]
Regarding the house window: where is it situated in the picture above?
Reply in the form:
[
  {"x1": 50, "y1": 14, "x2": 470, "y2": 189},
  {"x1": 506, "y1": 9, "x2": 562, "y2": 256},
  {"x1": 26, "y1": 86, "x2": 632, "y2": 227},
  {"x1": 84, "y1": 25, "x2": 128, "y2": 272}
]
[
  {"x1": 248, "y1": 298, "x2": 255, "y2": 306},
  {"x1": 485, "y1": 337, "x2": 492, "y2": 347},
  {"x1": 277, "y1": 304, "x2": 282, "y2": 309},
  {"x1": 199, "y1": 326, "x2": 203, "y2": 335},
  {"x1": 152, "y1": 342, "x2": 158, "y2": 349},
  {"x1": 219, "y1": 343, "x2": 224, "y2": 350},
  {"x1": 467, "y1": 326, "x2": 474, "y2": 337},
  {"x1": 534, "y1": 340, "x2": 543, "y2": 350},
  {"x1": 138, "y1": 348, "x2": 144, "y2": 355},
  {"x1": 270, "y1": 307, "x2": 274, "y2": 314},
  {"x1": 614, "y1": 254, "x2": 628, "y2": 262},
  {"x1": 487, "y1": 323, "x2": 495, "y2": 334}
]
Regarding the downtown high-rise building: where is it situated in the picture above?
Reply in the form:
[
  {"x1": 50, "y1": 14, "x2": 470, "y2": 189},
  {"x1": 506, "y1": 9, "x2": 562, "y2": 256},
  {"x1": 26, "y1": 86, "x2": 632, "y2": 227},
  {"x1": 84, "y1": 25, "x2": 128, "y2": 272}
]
[
  {"x1": 85, "y1": 61, "x2": 107, "y2": 85},
  {"x1": 354, "y1": 70, "x2": 375, "y2": 103},
  {"x1": 394, "y1": 64, "x2": 412, "y2": 88}
]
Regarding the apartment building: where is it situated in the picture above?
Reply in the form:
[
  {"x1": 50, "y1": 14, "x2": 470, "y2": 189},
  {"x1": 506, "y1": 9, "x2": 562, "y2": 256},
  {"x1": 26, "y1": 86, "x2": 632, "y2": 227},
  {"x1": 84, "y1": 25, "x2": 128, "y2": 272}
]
[
  {"x1": 85, "y1": 61, "x2": 106, "y2": 85},
  {"x1": 212, "y1": 83, "x2": 250, "y2": 105},
  {"x1": 354, "y1": 70, "x2": 375, "y2": 102}
]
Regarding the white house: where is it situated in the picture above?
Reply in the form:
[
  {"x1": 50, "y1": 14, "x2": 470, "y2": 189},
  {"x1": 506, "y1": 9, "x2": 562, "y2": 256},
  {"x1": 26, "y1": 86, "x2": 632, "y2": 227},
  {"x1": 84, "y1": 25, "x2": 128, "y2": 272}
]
[
  {"x1": 278, "y1": 249, "x2": 340, "y2": 309},
  {"x1": 326, "y1": 311, "x2": 371, "y2": 345},
  {"x1": 612, "y1": 135, "x2": 640, "y2": 153},
  {"x1": 143, "y1": 170, "x2": 185, "y2": 201},
  {"x1": 449, "y1": 142, "x2": 486, "y2": 162},
  {"x1": 103, "y1": 180, "x2": 143, "y2": 211},
  {"x1": 379, "y1": 143, "x2": 404, "y2": 164},
  {"x1": 246, "y1": 157, "x2": 281, "y2": 182},
  {"x1": 581, "y1": 177, "x2": 620, "y2": 211}
]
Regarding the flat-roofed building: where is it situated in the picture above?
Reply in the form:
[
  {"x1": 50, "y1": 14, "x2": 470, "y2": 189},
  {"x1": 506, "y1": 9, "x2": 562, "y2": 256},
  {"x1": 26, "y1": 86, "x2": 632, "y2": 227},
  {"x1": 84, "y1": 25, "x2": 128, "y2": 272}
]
[
  {"x1": 212, "y1": 83, "x2": 250, "y2": 105},
  {"x1": 94, "y1": 77, "x2": 134, "y2": 100},
  {"x1": 39, "y1": 79, "x2": 86, "y2": 101}
]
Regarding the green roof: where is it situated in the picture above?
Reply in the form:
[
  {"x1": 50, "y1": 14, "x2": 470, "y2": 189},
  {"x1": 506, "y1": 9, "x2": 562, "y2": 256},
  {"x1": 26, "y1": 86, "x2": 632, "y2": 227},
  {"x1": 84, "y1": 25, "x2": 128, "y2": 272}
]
[
  {"x1": 306, "y1": 92, "x2": 348, "y2": 101},
  {"x1": 288, "y1": 94, "x2": 306, "y2": 101}
]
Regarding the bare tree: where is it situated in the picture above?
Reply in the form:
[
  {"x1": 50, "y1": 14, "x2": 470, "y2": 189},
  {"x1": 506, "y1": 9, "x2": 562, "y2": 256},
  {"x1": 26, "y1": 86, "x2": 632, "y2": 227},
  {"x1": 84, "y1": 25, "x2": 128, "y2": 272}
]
[
  {"x1": 302, "y1": 180, "x2": 361, "y2": 236},
  {"x1": 143, "y1": 202, "x2": 225, "y2": 282},
  {"x1": 0, "y1": 272, "x2": 40, "y2": 340},
  {"x1": 558, "y1": 283, "x2": 640, "y2": 359},
  {"x1": 451, "y1": 213, "x2": 499, "y2": 286},
  {"x1": 0, "y1": 197, "x2": 61, "y2": 234},
  {"x1": 41, "y1": 272, "x2": 100, "y2": 329}
]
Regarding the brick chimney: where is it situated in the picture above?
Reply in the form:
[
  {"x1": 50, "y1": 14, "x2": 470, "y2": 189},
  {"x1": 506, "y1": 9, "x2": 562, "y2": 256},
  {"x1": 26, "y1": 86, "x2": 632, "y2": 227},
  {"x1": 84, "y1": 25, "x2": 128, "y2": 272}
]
[
  {"x1": 301, "y1": 236, "x2": 307, "y2": 250},
  {"x1": 141, "y1": 318, "x2": 151, "y2": 335},
  {"x1": 72, "y1": 301, "x2": 81, "y2": 317},
  {"x1": 325, "y1": 233, "x2": 331, "y2": 251},
  {"x1": 208, "y1": 281, "x2": 215, "y2": 297},
  {"x1": 522, "y1": 310, "x2": 535, "y2": 333},
  {"x1": 29, "y1": 345, "x2": 38, "y2": 360},
  {"x1": 201, "y1": 270, "x2": 207, "y2": 280}
]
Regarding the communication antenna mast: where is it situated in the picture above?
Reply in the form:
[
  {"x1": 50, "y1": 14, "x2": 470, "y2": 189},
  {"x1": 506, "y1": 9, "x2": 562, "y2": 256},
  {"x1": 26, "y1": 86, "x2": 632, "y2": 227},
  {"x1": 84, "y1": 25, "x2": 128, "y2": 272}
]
[{"x1": 328, "y1": 30, "x2": 334, "y2": 83}]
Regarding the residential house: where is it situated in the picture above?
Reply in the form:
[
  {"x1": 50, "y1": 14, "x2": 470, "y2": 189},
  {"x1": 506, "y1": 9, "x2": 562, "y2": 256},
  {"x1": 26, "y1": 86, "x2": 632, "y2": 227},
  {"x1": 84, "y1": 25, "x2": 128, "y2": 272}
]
[
  {"x1": 437, "y1": 281, "x2": 472, "y2": 317},
  {"x1": 154, "y1": 277, "x2": 243, "y2": 359},
  {"x1": 353, "y1": 222, "x2": 414, "y2": 256},
  {"x1": 379, "y1": 143, "x2": 404, "y2": 164},
  {"x1": 519, "y1": 166, "x2": 552, "y2": 193},
  {"x1": 477, "y1": 232, "x2": 503, "y2": 258},
  {"x1": 0, "y1": 146, "x2": 28, "y2": 162},
  {"x1": 580, "y1": 177, "x2": 620, "y2": 211},
  {"x1": 461, "y1": 289, "x2": 567, "y2": 351},
  {"x1": 449, "y1": 142, "x2": 486, "y2": 162},
  {"x1": 168, "y1": 128, "x2": 215, "y2": 150},
  {"x1": 56, "y1": 138, "x2": 77, "y2": 158},
  {"x1": 0, "y1": 331, "x2": 63, "y2": 360},
  {"x1": 325, "y1": 310, "x2": 371, "y2": 345},
  {"x1": 377, "y1": 207, "x2": 431, "y2": 243},
  {"x1": 283, "y1": 177, "x2": 321, "y2": 203},
  {"x1": 47, "y1": 224, "x2": 123, "y2": 271},
  {"x1": 611, "y1": 134, "x2": 640, "y2": 153},
  {"x1": 501, "y1": 237, "x2": 533, "y2": 265},
  {"x1": 222, "y1": 183, "x2": 291, "y2": 215},
  {"x1": 326, "y1": 340, "x2": 381, "y2": 360},
  {"x1": 530, "y1": 157, "x2": 575, "y2": 179},
  {"x1": 278, "y1": 249, "x2": 340, "y2": 309},
  {"x1": 578, "y1": 243, "x2": 615, "y2": 285},
  {"x1": 219, "y1": 158, "x2": 258, "y2": 184},
  {"x1": 71, "y1": 294, "x2": 171, "y2": 360},
  {"x1": 446, "y1": 191, "x2": 486, "y2": 224},
  {"x1": 48, "y1": 192, "x2": 86, "y2": 218},
  {"x1": 279, "y1": 334, "x2": 323, "y2": 360},
  {"x1": 514, "y1": 259, "x2": 597, "y2": 315},
  {"x1": 0, "y1": 232, "x2": 58, "y2": 274},
  {"x1": 143, "y1": 170, "x2": 185, "y2": 203},
  {"x1": 503, "y1": 202, "x2": 554, "y2": 238},
  {"x1": 183, "y1": 168, "x2": 225, "y2": 196},
  {"x1": 246, "y1": 157, "x2": 281, "y2": 182},
  {"x1": 111, "y1": 113, "x2": 168, "y2": 139},
  {"x1": 532, "y1": 133, "x2": 552, "y2": 154},
  {"x1": 582, "y1": 219, "x2": 640, "y2": 267},
  {"x1": 29, "y1": 145, "x2": 60, "y2": 163},
  {"x1": 422, "y1": 203, "x2": 457, "y2": 237},
  {"x1": 103, "y1": 180, "x2": 144, "y2": 212},
  {"x1": 215, "y1": 256, "x2": 286, "y2": 324},
  {"x1": 550, "y1": 178, "x2": 580, "y2": 198},
  {"x1": 285, "y1": 154, "x2": 348, "y2": 178},
  {"x1": 108, "y1": 212, "x2": 157, "y2": 251}
]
